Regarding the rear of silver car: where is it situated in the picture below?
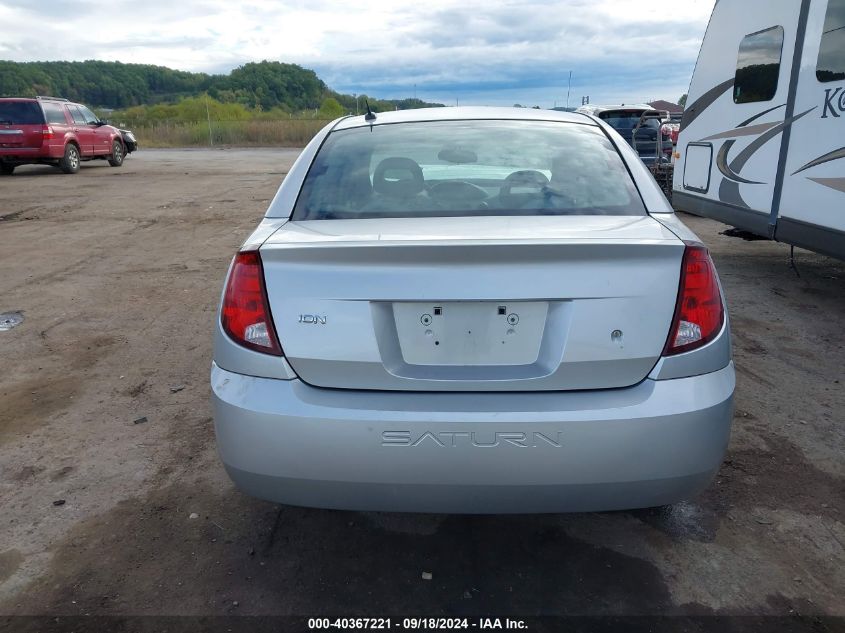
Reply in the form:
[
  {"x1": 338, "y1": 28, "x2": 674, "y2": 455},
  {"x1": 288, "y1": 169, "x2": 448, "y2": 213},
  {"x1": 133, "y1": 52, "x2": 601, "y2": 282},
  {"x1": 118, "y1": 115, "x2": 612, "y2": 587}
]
[{"x1": 212, "y1": 109, "x2": 734, "y2": 513}]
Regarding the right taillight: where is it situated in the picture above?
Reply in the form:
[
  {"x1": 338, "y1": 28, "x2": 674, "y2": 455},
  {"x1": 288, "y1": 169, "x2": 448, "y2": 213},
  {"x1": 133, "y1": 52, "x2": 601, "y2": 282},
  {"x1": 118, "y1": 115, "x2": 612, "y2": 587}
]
[
  {"x1": 663, "y1": 245, "x2": 724, "y2": 356},
  {"x1": 220, "y1": 251, "x2": 282, "y2": 356},
  {"x1": 41, "y1": 126, "x2": 54, "y2": 140}
]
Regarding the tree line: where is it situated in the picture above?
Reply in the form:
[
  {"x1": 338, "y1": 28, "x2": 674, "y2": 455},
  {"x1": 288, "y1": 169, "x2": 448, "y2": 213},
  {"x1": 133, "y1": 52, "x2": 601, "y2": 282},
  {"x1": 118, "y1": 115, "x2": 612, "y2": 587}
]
[{"x1": 0, "y1": 60, "x2": 443, "y2": 117}]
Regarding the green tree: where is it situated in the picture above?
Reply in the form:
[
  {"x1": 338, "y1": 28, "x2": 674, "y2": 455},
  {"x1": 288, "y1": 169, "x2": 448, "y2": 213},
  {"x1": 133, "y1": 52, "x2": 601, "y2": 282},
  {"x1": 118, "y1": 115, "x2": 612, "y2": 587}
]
[
  {"x1": 318, "y1": 97, "x2": 345, "y2": 118},
  {"x1": 678, "y1": 93, "x2": 688, "y2": 108}
]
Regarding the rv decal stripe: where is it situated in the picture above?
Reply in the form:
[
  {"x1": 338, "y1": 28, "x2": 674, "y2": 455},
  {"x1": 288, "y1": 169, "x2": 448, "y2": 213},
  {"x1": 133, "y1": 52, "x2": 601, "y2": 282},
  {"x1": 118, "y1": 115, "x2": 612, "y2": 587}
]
[
  {"x1": 680, "y1": 78, "x2": 735, "y2": 131},
  {"x1": 730, "y1": 108, "x2": 816, "y2": 174},
  {"x1": 700, "y1": 121, "x2": 781, "y2": 142},
  {"x1": 717, "y1": 141, "x2": 765, "y2": 184},
  {"x1": 737, "y1": 104, "x2": 787, "y2": 128},
  {"x1": 792, "y1": 147, "x2": 845, "y2": 175},
  {"x1": 719, "y1": 179, "x2": 751, "y2": 209},
  {"x1": 808, "y1": 177, "x2": 845, "y2": 194},
  {"x1": 713, "y1": 109, "x2": 815, "y2": 189}
]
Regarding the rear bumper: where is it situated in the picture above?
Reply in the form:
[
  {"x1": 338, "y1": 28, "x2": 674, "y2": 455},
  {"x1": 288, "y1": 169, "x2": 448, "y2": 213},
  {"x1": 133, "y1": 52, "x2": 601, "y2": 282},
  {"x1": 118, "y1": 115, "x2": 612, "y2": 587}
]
[
  {"x1": 0, "y1": 146, "x2": 62, "y2": 162},
  {"x1": 212, "y1": 362, "x2": 735, "y2": 513}
]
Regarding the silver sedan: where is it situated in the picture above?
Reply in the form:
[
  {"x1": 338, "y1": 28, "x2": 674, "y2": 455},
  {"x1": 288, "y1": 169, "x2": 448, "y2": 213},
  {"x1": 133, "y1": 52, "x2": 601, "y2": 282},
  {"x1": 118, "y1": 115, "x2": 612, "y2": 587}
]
[{"x1": 212, "y1": 107, "x2": 734, "y2": 513}]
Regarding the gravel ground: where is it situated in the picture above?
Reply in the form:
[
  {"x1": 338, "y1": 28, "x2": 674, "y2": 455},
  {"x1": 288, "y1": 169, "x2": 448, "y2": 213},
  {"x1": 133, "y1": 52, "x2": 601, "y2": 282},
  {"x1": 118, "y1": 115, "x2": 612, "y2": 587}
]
[{"x1": 0, "y1": 149, "x2": 842, "y2": 624}]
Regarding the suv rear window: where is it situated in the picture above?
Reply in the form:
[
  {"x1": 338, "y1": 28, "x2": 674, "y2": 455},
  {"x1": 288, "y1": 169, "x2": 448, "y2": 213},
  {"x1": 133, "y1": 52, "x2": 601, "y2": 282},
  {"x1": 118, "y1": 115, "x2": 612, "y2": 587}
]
[
  {"x1": 598, "y1": 112, "x2": 660, "y2": 130},
  {"x1": 293, "y1": 120, "x2": 646, "y2": 220},
  {"x1": 0, "y1": 101, "x2": 45, "y2": 125}
]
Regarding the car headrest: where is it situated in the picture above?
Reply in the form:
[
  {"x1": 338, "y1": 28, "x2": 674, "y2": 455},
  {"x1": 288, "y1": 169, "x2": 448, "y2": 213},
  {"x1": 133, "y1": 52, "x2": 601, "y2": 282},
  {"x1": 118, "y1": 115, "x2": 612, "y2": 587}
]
[{"x1": 373, "y1": 157, "x2": 425, "y2": 197}]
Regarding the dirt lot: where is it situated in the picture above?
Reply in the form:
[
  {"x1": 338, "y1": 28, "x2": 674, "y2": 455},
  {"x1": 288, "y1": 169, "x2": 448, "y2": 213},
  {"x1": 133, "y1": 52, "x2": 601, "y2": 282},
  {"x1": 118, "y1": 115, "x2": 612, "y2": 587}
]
[{"x1": 0, "y1": 150, "x2": 843, "y2": 625}]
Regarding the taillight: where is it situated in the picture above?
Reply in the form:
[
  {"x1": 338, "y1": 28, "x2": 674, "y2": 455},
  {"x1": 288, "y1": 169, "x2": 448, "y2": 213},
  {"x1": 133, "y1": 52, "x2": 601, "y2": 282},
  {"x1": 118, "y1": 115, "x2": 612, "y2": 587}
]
[
  {"x1": 221, "y1": 251, "x2": 282, "y2": 356},
  {"x1": 663, "y1": 245, "x2": 724, "y2": 356},
  {"x1": 41, "y1": 126, "x2": 54, "y2": 140}
]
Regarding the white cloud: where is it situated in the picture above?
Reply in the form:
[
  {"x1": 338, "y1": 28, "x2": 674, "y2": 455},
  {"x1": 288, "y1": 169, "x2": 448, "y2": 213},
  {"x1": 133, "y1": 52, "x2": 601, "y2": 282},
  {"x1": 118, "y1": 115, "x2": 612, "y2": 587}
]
[{"x1": 0, "y1": 0, "x2": 714, "y2": 105}]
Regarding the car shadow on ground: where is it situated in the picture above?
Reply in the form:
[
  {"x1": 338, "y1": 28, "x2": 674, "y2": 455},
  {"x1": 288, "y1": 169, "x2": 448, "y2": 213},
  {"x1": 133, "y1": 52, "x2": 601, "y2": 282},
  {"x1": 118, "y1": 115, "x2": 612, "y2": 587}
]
[
  {"x1": 2, "y1": 478, "x2": 738, "y2": 617},
  {"x1": 6, "y1": 163, "x2": 114, "y2": 177}
]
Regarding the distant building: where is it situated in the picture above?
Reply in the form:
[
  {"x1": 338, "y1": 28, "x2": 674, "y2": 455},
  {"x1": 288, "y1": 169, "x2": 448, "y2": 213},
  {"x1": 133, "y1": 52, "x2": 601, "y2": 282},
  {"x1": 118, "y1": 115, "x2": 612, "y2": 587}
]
[{"x1": 649, "y1": 100, "x2": 684, "y2": 114}]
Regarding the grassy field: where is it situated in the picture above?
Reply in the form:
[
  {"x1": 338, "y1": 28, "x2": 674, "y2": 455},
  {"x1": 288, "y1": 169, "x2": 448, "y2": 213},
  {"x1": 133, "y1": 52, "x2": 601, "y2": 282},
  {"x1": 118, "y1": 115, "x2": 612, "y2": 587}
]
[{"x1": 130, "y1": 119, "x2": 331, "y2": 147}]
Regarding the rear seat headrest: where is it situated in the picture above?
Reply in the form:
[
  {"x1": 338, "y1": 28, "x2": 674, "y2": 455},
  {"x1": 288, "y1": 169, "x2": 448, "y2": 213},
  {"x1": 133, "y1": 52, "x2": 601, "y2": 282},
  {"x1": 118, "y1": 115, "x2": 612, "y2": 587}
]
[{"x1": 373, "y1": 157, "x2": 425, "y2": 197}]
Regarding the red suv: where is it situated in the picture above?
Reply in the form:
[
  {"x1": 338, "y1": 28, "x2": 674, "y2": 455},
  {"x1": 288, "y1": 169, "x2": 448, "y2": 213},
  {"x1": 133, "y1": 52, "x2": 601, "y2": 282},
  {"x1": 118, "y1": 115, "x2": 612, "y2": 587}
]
[{"x1": 0, "y1": 96, "x2": 131, "y2": 175}]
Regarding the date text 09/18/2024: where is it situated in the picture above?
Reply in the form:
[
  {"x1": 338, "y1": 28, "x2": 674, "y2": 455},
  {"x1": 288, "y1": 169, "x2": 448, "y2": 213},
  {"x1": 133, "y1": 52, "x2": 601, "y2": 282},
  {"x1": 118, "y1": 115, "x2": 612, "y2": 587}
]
[{"x1": 307, "y1": 617, "x2": 528, "y2": 630}]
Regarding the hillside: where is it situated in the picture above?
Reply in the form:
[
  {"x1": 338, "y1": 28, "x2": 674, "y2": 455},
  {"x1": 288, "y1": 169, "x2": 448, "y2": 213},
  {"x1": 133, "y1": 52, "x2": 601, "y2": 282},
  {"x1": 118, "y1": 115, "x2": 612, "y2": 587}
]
[{"x1": 0, "y1": 60, "x2": 443, "y2": 113}]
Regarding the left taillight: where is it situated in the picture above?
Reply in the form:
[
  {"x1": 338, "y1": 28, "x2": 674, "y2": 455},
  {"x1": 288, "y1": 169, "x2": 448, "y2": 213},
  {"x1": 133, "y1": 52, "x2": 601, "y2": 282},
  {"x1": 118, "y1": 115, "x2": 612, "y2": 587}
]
[{"x1": 220, "y1": 251, "x2": 282, "y2": 356}]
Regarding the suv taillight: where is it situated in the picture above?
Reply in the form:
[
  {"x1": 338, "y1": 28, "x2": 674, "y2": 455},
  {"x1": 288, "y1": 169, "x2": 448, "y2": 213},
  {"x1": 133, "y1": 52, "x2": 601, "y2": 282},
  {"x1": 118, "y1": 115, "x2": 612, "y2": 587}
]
[
  {"x1": 221, "y1": 251, "x2": 282, "y2": 356},
  {"x1": 42, "y1": 126, "x2": 54, "y2": 140},
  {"x1": 663, "y1": 245, "x2": 724, "y2": 356}
]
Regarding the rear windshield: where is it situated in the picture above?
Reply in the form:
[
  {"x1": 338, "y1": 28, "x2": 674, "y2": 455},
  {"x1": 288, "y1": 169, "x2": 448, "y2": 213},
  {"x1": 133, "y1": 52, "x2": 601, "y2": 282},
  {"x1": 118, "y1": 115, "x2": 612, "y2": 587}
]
[
  {"x1": 292, "y1": 120, "x2": 646, "y2": 220},
  {"x1": 0, "y1": 101, "x2": 45, "y2": 125},
  {"x1": 598, "y1": 112, "x2": 660, "y2": 130}
]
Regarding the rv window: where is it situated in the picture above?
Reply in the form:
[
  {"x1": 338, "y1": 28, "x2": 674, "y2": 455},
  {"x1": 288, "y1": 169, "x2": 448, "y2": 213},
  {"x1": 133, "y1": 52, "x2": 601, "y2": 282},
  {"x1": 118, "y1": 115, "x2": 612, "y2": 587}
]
[
  {"x1": 817, "y1": 0, "x2": 845, "y2": 83},
  {"x1": 734, "y1": 26, "x2": 784, "y2": 104}
]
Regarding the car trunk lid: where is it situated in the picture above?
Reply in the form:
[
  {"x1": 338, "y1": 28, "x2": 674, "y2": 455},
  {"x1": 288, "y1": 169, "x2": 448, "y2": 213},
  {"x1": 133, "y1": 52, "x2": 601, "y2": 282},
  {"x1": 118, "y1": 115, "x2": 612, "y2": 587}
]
[{"x1": 260, "y1": 215, "x2": 684, "y2": 391}]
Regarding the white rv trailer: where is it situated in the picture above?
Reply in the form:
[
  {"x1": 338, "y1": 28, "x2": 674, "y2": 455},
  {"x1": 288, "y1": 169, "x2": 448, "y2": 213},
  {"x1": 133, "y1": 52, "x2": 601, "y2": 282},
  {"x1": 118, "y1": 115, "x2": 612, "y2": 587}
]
[{"x1": 673, "y1": 0, "x2": 845, "y2": 260}]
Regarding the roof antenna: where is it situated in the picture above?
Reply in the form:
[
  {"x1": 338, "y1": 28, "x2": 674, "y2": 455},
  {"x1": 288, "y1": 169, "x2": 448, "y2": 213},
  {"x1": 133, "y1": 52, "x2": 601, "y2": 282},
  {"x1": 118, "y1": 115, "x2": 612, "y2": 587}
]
[{"x1": 364, "y1": 101, "x2": 377, "y2": 122}]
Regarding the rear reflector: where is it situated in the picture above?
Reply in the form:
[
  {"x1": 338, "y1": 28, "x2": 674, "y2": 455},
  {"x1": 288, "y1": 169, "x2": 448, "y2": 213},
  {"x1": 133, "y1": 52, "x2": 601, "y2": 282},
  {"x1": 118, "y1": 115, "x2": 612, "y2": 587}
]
[
  {"x1": 221, "y1": 251, "x2": 282, "y2": 356},
  {"x1": 663, "y1": 245, "x2": 724, "y2": 356}
]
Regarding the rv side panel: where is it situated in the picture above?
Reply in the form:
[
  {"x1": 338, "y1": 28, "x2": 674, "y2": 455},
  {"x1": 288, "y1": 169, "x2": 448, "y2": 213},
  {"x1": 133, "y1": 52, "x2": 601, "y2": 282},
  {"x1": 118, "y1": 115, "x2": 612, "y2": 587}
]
[
  {"x1": 775, "y1": 0, "x2": 845, "y2": 259},
  {"x1": 674, "y1": 0, "x2": 805, "y2": 236}
]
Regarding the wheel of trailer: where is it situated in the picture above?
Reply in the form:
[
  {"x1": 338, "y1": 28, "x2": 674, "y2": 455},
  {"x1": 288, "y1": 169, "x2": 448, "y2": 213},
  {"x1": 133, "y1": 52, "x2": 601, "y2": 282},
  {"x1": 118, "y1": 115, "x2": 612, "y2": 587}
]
[
  {"x1": 0, "y1": 163, "x2": 14, "y2": 175},
  {"x1": 108, "y1": 140, "x2": 124, "y2": 167},
  {"x1": 60, "y1": 144, "x2": 81, "y2": 174}
]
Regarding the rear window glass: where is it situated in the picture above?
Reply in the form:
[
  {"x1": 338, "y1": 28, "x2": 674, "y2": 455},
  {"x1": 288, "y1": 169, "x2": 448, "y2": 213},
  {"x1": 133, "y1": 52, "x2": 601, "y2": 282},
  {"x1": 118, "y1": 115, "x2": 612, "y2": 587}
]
[
  {"x1": 42, "y1": 102, "x2": 68, "y2": 125},
  {"x1": 0, "y1": 101, "x2": 45, "y2": 125},
  {"x1": 817, "y1": 0, "x2": 845, "y2": 82},
  {"x1": 598, "y1": 112, "x2": 660, "y2": 130},
  {"x1": 293, "y1": 120, "x2": 646, "y2": 220},
  {"x1": 734, "y1": 26, "x2": 784, "y2": 103}
]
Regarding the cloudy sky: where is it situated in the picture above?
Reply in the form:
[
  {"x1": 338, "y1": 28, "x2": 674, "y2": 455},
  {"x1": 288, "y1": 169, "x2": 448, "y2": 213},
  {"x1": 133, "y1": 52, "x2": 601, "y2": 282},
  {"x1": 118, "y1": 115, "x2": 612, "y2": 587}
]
[{"x1": 0, "y1": 0, "x2": 714, "y2": 106}]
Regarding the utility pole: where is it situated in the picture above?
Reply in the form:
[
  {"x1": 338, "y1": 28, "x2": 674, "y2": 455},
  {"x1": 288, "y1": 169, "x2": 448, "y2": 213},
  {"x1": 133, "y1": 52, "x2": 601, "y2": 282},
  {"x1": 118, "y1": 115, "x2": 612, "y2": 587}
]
[{"x1": 566, "y1": 71, "x2": 572, "y2": 110}]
